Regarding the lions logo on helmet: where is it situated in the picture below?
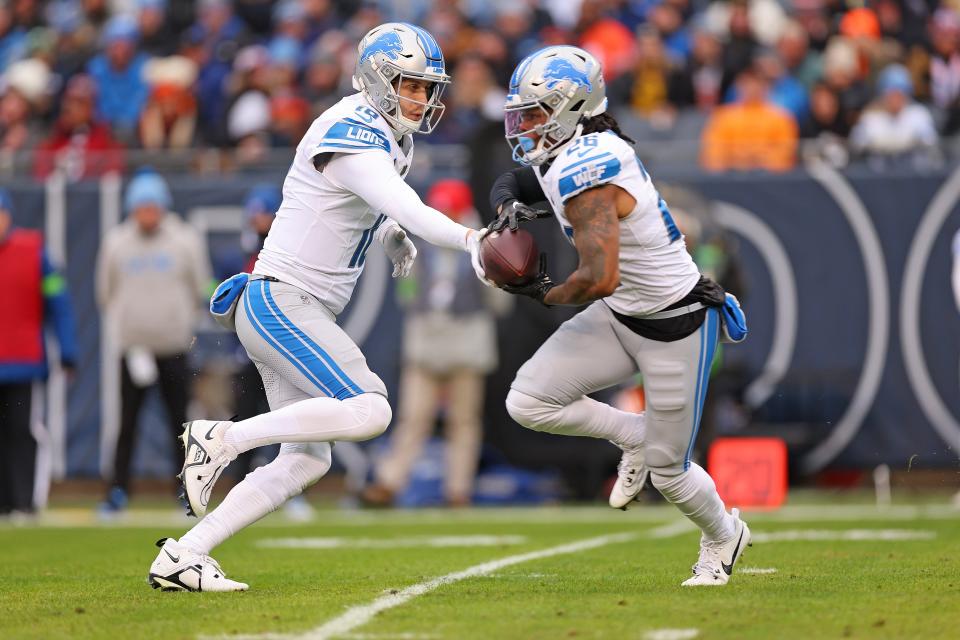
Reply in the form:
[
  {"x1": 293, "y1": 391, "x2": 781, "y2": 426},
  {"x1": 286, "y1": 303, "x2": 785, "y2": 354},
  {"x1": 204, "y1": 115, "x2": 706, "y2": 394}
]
[
  {"x1": 354, "y1": 23, "x2": 450, "y2": 136},
  {"x1": 504, "y1": 46, "x2": 607, "y2": 166},
  {"x1": 359, "y1": 32, "x2": 404, "y2": 65},
  {"x1": 543, "y1": 58, "x2": 594, "y2": 94}
]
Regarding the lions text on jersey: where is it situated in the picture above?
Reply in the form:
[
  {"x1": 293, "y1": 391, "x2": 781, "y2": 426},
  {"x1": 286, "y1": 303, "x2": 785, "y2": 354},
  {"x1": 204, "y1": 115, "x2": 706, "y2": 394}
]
[
  {"x1": 254, "y1": 93, "x2": 414, "y2": 315},
  {"x1": 535, "y1": 131, "x2": 701, "y2": 316}
]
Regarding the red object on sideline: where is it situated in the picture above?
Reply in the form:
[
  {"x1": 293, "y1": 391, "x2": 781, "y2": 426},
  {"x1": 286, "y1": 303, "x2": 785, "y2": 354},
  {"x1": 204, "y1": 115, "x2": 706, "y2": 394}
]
[
  {"x1": 0, "y1": 229, "x2": 44, "y2": 362},
  {"x1": 707, "y1": 437, "x2": 788, "y2": 510}
]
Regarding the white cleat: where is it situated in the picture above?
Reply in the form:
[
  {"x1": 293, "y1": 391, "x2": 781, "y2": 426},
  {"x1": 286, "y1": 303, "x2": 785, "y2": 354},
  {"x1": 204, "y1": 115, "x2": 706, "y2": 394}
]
[
  {"x1": 681, "y1": 508, "x2": 752, "y2": 586},
  {"x1": 178, "y1": 419, "x2": 236, "y2": 518},
  {"x1": 609, "y1": 445, "x2": 648, "y2": 510},
  {"x1": 147, "y1": 538, "x2": 248, "y2": 592}
]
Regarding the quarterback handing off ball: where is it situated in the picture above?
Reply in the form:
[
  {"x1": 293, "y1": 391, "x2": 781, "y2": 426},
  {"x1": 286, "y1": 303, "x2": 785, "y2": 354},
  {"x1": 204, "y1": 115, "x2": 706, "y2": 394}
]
[{"x1": 480, "y1": 228, "x2": 540, "y2": 286}]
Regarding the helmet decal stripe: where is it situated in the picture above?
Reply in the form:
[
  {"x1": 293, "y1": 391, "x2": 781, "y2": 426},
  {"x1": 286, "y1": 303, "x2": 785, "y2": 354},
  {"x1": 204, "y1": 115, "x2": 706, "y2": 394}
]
[
  {"x1": 509, "y1": 53, "x2": 537, "y2": 95},
  {"x1": 402, "y1": 22, "x2": 444, "y2": 65}
]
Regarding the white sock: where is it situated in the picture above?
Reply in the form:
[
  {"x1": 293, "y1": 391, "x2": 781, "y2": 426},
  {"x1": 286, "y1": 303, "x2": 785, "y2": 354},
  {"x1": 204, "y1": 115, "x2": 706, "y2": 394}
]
[
  {"x1": 506, "y1": 389, "x2": 645, "y2": 449},
  {"x1": 652, "y1": 463, "x2": 734, "y2": 542},
  {"x1": 223, "y1": 392, "x2": 391, "y2": 454},
  {"x1": 179, "y1": 446, "x2": 332, "y2": 555}
]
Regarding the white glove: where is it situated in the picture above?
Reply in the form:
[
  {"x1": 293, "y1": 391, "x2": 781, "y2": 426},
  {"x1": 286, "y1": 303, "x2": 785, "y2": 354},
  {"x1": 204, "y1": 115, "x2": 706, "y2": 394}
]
[
  {"x1": 377, "y1": 220, "x2": 417, "y2": 278},
  {"x1": 466, "y1": 228, "x2": 494, "y2": 287}
]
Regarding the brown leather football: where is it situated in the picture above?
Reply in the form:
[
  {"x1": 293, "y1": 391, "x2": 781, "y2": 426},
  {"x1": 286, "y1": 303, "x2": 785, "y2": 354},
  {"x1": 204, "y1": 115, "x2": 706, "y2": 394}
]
[{"x1": 480, "y1": 228, "x2": 539, "y2": 286}]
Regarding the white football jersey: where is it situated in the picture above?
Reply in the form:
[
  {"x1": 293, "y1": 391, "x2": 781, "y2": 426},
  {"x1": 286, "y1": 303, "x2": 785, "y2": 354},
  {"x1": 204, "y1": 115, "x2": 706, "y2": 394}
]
[
  {"x1": 535, "y1": 130, "x2": 700, "y2": 316},
  {"x1": 254, "y1": 93, "x2": 414, "y2": 315}
]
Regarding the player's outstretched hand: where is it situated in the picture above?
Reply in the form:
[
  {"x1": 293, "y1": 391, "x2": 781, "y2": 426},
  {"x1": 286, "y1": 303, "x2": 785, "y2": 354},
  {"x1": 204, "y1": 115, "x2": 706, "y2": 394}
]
[
  {"x1": 503, "y1": 253, "x2": 555, "y2": 306},
  {"x1": 380, "y1": 225, "x2": 417, "y2": 278},
  {"x1": 467, "y1": 228, "x2": 495, "y2": 287},
  {"x1": 488, "y1": 200, "x2": 552, "y2": 233}
]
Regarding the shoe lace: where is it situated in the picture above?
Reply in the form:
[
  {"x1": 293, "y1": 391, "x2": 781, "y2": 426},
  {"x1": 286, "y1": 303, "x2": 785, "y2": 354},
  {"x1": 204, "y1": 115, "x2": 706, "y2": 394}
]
[
  {"x1": 616, "y1": 448, "x2": 644, "y2": 487},
  {"x1": 690, "y1": 538, "x2": 724, "y2": 575},
  {"x1": 200, "y1": 554, "x2": 226, "y2": 578}
]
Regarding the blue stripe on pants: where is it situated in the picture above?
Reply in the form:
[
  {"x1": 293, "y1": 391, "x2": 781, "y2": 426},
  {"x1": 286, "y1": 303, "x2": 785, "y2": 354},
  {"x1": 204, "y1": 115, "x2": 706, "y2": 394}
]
[
  {"x1": 242, "y1": 281, "x2": 335, "y2": 397},
  {"x1": 243, "y1": 280, "x2": 362, "y2": 400},
  {"x1": 261, "y1": 280, "x2": 363, "y2": 398},
  {"x1": 684, "y1": 309, "x2": 719, "y2": 470}
]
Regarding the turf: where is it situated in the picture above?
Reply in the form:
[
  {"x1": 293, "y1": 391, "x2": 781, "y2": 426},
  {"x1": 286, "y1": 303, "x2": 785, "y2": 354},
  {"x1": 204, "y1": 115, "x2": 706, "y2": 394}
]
[{"x1": 1, "y1": 501, "x2": 958, "y2": 640}]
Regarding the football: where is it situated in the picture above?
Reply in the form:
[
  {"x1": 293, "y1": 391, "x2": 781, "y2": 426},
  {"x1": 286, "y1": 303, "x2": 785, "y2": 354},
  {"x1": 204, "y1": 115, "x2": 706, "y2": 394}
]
[{"x1": 480, "y1": 228, "x2": 540, "y2": 287}]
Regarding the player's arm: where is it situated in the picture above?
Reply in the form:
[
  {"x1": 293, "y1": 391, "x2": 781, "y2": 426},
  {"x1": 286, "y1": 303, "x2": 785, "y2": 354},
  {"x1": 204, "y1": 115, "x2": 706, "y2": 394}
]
[
  {"x1": 323, "y1": 150, "x2": 476, "y2": 251},
  {"x1": 541, "y1": 185, "x2": 620, "y2": 306},
  {"x1": 490, "y1": 167, "x2": 549, "y2": 213},
  {"x1": 489, "y1": 167, "x2": 552, "y2": 231}
]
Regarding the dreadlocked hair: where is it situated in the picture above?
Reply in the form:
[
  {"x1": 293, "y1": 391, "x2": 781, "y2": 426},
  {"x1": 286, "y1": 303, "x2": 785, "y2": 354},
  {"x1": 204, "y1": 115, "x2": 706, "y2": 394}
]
[{"x1": 580, "y1": 113, "x2": 636, "y2": 145}]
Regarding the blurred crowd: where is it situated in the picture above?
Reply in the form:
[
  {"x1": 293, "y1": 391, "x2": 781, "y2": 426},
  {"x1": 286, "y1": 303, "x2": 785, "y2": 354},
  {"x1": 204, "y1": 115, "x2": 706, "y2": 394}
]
[{"x1": 1, "y1": 0, "x2": 959, "y2": 175}]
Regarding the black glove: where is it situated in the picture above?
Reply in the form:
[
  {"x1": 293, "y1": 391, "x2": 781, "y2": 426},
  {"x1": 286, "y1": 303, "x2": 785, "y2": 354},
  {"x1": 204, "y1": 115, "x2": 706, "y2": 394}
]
[
  {"x1": 488, "y1": 200, "x2": 552, "y2": 233},
  {"x1": 502, "y1": 253, "x2": 555, "y2": 306}
]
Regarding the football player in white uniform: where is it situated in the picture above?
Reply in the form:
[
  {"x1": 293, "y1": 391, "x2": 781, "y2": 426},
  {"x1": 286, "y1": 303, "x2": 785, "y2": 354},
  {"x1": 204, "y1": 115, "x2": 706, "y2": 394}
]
[
  {"x1": 488, "y1": 46, "x2": 751, "y2": 586},
  {"x1": 148, "y1": 23, "x2": 486, "y2": 592}
]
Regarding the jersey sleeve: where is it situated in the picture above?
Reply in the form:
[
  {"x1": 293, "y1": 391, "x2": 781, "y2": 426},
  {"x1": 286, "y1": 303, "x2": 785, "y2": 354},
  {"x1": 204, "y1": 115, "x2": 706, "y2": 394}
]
[
  {"x1": 310, "y1": 117, "x2": 393, "y2": 157},
  {"x1": 555, "y1": 133, "x2": 631, "y2": 203}
]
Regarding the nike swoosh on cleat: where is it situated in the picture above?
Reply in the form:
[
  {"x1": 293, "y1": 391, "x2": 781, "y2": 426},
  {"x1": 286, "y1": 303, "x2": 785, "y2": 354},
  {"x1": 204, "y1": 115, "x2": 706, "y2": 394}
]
[
  {"x1": 164, "y1": 549, "x2": 181, "y2": 563},
  {"x1": 204, "y1": 423, "x2": 220, "y2": 441},
  {"x1": 721, "y1": 529, "x2": 745, "y2": 576}
]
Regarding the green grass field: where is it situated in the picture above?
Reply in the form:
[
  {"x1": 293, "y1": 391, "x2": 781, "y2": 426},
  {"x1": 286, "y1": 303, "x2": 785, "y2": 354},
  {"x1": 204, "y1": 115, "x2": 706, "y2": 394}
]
[{"x1": 2, "y1": 498, "x2": 959, "y2": 640}]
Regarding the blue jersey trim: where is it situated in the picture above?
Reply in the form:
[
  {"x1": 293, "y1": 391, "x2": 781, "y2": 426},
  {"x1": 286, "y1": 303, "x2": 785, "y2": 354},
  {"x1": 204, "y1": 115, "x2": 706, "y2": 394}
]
[
  {"x1": 321, "y1": 122, "x2": 390, "y2": 152},
  {"x1": 657, "y1": 198, "x2": 682, "y2": 243},
  {"x1": 358, "y1": 214, "x2": 387, "y2": 267},
  {"x1": 558, "y1": 156, "x2": 622, "y2": 201},
  {"x1": 561, "y1": 152, "x2": 615, "y2": 174},
  {"x1": 349, "y1": 214, "x2": 387, "y2": 268}
]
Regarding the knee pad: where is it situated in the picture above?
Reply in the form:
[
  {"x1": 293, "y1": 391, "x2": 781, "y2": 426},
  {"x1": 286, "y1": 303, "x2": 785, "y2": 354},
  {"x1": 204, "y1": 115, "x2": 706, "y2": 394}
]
[
  {"x1": 645, "y1": 442, "x2": 688, "y2": 476},
  {"x1": 343, "y1": 392, "x2": 392, "y2": 441},
  {"x1": 505, "y1": 389, "x2": 562, "y2": 434},
  {"x1": 643, "y1": 362, "x2": 690, "y2": 421}
]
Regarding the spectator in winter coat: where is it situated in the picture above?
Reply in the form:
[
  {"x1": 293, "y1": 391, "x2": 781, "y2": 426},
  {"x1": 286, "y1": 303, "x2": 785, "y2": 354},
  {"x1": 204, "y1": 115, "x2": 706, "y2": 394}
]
[
  {"x1": 850, "y1": 64, "x2": 939, "y2": 162},
  {"x1": 33, "y1": 74, "x2": 125, "y2": 181},
  {"x1": 95, "y1": 171, "x2": 213, "y2": 512}
]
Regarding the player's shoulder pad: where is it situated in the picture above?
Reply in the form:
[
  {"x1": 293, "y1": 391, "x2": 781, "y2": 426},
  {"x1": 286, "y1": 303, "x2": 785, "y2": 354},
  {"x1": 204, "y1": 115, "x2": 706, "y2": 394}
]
[
  {"x1": 314, "y1": 112, "x2": 392, "y2": 156},
  {"x1": 555, "y1": 131, "x2": 627, "y2": 202}
]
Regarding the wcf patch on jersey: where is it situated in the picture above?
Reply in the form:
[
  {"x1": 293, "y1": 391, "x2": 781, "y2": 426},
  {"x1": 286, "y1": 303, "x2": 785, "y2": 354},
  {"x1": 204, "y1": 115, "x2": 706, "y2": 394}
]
[{"x1": 558, "y1": 156, "x2": 621, "y2": 200}]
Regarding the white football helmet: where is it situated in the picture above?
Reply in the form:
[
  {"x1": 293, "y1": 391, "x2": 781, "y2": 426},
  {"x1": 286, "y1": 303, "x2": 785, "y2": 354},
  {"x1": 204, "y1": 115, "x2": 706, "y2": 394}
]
[
  {"x1": 353, "y1": 22, "x2": 450, "y2": 136},
  {"x1": 505, "y1": 46, "x2": 608, "y2": 166}
]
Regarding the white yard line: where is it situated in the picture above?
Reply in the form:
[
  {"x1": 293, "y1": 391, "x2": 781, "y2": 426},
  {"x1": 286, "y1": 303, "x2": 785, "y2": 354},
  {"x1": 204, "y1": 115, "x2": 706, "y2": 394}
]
[
  {"x1": 203, "y1": 521, "x2": 696, "y2": 640},
  {"x1": 340, "y1": 635, "x2": 440, "y2": 640},
  {"x1": 738, "y1": 567, "x2": 778, "y2": 575},
  {"x1": 644, "y1": 629, "x2": 700, "y2": 640},
  {"x1": 751, "y1": 529, "x2": 936, "y2": 543}
]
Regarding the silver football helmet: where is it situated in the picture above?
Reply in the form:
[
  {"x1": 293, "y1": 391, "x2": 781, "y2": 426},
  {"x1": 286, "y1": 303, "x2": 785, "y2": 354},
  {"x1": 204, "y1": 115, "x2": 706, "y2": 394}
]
[
  {"x1": 353, "y1": 22, "x2": 450, "y2": 136},
  {"x1": 505, "y1": 46, "x2": 608, "y2": 165}
]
